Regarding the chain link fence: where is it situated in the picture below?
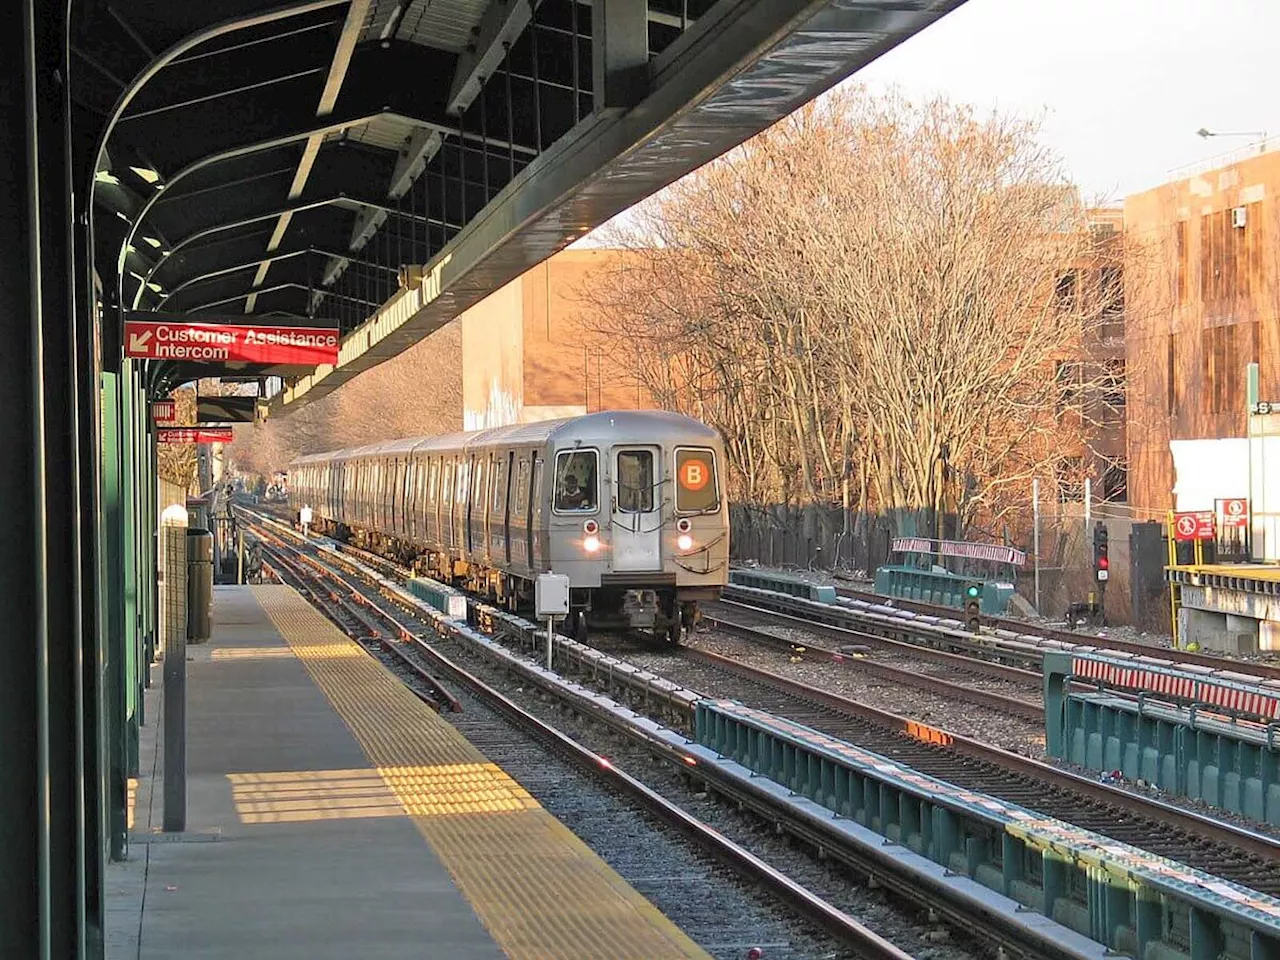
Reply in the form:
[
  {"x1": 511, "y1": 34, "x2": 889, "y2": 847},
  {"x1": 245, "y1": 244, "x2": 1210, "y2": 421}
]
[{"x1": 730, "y1": 503, "x2": 1170, "y2": 630}]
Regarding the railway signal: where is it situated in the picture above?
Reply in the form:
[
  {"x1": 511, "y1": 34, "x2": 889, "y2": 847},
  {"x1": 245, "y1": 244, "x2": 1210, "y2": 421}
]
[
  {"x1": 964, "y1": 583, "x2": 982, "y2": 632},
  {"x1": 1093, "y1": 522, "x2": 1109, "y2": 582}
]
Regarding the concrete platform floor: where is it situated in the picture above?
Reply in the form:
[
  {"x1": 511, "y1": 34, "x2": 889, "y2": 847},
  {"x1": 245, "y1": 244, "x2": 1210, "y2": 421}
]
[{"x1": 105, "y1": 586, "x2": 507, "y2": 960}]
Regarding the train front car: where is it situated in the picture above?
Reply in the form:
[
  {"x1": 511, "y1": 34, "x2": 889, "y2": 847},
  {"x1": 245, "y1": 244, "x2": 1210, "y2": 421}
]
[{"x1": 545, "y1": 411, "x2": 729, "y2": 644}]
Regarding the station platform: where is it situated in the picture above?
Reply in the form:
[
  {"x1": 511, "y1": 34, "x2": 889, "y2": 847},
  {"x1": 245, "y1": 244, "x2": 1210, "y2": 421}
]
[
  {"x1": 105, "y1": 585, "x2": 710, "y2": 960},
  {"x1": 1167, "y1": 563, "x2": 1280, "y2": 652}
]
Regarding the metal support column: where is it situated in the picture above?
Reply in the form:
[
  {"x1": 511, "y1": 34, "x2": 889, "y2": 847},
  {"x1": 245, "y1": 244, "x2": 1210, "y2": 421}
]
[
  {"x1": 592, "y1": 0, "x2": 649, "y2": 111},
  {"x1": 0, "y1": 1, "x2": 93, "y2": 954},
  {"x1": 121, "y1": 361, "x2": 140, "y2": 778},
  {"x1": 100, "y1": 371, "x2": 129, "y2": 863}
]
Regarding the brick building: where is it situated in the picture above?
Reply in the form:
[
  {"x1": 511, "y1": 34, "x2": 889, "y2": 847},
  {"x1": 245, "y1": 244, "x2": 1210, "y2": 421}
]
[
  {"x1": 458, "y1": 248, "x2": 647, "y2": 429},
  {"x1": 1123, "y1": 145, "x2": 1280, "y2": 521},
  {"x1": 1052, "y1": 207, "x2": 1129, "y2": 507}
]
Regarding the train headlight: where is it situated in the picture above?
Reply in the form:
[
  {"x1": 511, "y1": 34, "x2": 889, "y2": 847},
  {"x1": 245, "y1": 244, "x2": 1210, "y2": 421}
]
[
  {"x1": 676, "y1": 518, "x2": 692, "y2": 534},
  {"x1": 677, "y1": 534, "x2": 694, "y2": 551},
  {"x1": 584, "y1": 535, "x2": 601, "y2": 553}
]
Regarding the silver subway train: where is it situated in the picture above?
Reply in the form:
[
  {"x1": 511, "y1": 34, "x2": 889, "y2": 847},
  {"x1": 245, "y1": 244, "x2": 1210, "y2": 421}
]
[{"x1": 288, "y1": 410, "x2": 729, "y2": 642}]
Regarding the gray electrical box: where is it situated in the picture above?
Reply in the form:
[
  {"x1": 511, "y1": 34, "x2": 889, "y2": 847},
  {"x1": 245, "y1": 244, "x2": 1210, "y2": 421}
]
[{"x1": 535, "y1": 573, "x2": 571, "y2": 618}]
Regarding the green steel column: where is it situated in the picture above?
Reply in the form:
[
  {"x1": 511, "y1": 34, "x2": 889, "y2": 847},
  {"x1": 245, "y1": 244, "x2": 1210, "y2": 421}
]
[
  {"x1": 121, "y1": 362, "x2": 139, "y2": 777},
  {"x1": 1189, "y1": 907, "x2": 1224, "y2": 960},
  {"x1": 100, "y1": 371, "x2": 128, "y2": 862}
]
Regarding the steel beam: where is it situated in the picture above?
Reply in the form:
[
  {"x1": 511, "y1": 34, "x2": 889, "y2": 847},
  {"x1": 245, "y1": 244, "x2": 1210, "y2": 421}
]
[
  {"x1": 593, "y1": 0, "x2": 650, "y2": 110},
  {"x1": 158, "y1": 246, "x2": 397, "y2": 306},
  {"x1": 124, "y1": 109, "x2": 486, "y2": 308},
  {"x1": 187, "y1": 281, "x2": 381, "y2": 313},
  {"x1": 276, "y1": 0, "x2": 967, "y2": 410}
]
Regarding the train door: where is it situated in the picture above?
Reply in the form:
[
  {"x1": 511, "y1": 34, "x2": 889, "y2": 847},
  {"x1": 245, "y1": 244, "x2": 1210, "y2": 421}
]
[
  {"x1": 494, "y1": 452, "x2": 511, "y2": 563},
  {"x1": 454, "y1": 457, "x2": 469, "y2": 554},
  {"x1": 441, "y1": 459, "x2": 454, "y2": 549},
  {"x1": 528, "y1": 451, "x2": 542, "y2": 568},
  {"x1": 427, "y1": 458, "x2": 439, "y2": 544},
  {"x1": 611, "y1": 446, "x2": 662, "y2": 571}
]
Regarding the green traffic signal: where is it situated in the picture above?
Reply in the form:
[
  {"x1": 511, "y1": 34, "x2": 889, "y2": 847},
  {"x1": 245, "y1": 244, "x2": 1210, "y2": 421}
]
[{"x1": 966, "y1": 584, "x2": 981, "y2": 599}]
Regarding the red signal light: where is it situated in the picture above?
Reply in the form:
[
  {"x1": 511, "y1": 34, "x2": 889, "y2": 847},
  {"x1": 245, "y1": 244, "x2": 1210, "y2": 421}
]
[{"x1": 1098, "y1": 556, "x2": 1109, "y2": 570}]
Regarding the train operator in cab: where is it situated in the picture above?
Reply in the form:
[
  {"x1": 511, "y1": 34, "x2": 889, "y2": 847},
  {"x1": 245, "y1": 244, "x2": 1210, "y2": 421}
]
[{"x1": 559, "y1": 473, "x2": 593, "y2": 511}]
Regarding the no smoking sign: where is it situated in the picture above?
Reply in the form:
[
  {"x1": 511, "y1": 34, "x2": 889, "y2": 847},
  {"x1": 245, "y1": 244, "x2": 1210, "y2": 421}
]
[{"x1": 1173, "y1": 511, "x2": 1215, "y2": 542}]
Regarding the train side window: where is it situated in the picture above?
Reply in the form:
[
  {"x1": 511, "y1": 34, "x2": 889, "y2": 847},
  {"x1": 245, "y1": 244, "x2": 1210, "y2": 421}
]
[
  {"x1": 453, "y1": 459, "x2": 465, "y2": 504},
  {"x1": 492, "y1": 456, "x2": 508, "y2": 511},
  {"x1": 515, "y1": 456, "x2": 529, "y2": 516},
  {"x1": 553, "y1": 450, "x2": 597, "y2": 513},
  {"x1": 616, "y1": 450, "x2": 654, "y2": 513},
  {"x1": 472, "y1": 457, "x2": 486, "y2": 507},
  {"x1": 674, "y1": 448, "x2": 719, "y2": 513}
]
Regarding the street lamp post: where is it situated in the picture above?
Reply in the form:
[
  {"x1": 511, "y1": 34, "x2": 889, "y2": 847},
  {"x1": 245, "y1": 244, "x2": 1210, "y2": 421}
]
[{"x1": 1197, "y1": 127, "x2": 1268, "y2": 152}]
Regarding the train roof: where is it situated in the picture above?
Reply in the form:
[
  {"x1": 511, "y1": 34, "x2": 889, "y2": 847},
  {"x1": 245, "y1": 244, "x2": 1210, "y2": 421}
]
[{"x1": 288, "y1": 410, "x2": 719, "y2": 467}]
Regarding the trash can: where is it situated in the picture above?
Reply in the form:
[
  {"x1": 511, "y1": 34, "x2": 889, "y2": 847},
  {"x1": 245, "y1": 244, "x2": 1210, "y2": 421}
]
[{"x1": 187, "y1": 528, "x2": 214, "y2": 643}]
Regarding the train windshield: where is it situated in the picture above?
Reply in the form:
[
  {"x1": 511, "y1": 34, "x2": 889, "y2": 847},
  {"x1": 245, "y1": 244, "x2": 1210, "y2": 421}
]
[
  {"x1": 675, "y1": 448, "x2": 719, "y2": 513},
  {"x1": 554, "y1": 450, "x2": 598, "y2": 512},
  {"x1": 616, "y1": 450, "x2": 655, "y2": 513}
]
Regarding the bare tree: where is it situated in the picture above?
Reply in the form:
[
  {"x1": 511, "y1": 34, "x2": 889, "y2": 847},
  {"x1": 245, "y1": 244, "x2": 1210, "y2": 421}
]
[
  {"x1": 584, "y1": 87, "x2": 1124, "y2": 538},
  {"x1": 227, "y1": 320, "x2": 463, "y2": 479}
]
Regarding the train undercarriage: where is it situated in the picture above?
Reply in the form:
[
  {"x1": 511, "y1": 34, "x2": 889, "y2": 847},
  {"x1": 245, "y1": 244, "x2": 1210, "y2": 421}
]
[{"x1": 321, "y1": 518, "x2": 709, "y2": 645}]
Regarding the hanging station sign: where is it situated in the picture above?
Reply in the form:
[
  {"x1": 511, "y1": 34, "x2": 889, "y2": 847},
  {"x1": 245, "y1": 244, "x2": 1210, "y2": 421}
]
[
  {"x1": 124, "y1": 317, "x2": 339, "y2": 366},
  {"x1": 151, "y1": 399, "x2": 177, "y2": 425},
  {"x1": 156, "y1": 427, "x2": 235, "y2": 445}
]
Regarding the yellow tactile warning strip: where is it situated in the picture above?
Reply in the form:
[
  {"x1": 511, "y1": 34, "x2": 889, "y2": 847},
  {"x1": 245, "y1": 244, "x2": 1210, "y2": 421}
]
[{"x1": 250, "y1": 584, "x2": 711, "y2": 960}]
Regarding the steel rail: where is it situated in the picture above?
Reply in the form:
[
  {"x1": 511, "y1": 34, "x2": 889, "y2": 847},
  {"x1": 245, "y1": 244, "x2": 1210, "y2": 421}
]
[
  {"x1": 836, "y1": 584, "x2": 1280, "y2": 680},
  {"x1": 680, "y1": 647, "x2": 1280, "y2": 865},
  {"x1": 253, "y1": 526, "x2": 915, "y2": 960},
  {"x1": 703, "y1": 610, "x2": 1044, "y2": 721}
]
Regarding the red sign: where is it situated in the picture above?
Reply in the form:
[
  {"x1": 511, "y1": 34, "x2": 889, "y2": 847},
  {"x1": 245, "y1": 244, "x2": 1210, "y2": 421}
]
[
  {"x1": 156, "y1": 427, "x2": 234, "y2": 445},
  {"x1": 152, "y1": 400, "x2": 177, "y2": 425},
  {"x1": 1173, "y1": 511, "x2": 1216, "y2": 541},
  {"x1": 1220, "y1": 498, "x2": 1250, "y2": 529},
  {"x1": 124, "y1": 319, "x2": 339, "y2": 366}
]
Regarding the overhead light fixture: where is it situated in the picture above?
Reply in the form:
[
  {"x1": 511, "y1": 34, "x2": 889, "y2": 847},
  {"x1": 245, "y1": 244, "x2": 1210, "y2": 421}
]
[
  {"x1": 130, "y1": 166, "x2": 162, "y2": 185},
  {"x1": 142, "y1": 236, "x2": 163, "y2": 249},
  {"x1": 146, "y1": 282, "x2": 164, "y2": 294},
  {"x1": 128, "y1": 270, "x2": 146, "y2": 283},
  {"x1": 95, "y1": 170, "x2": 120, "y2": 185}
]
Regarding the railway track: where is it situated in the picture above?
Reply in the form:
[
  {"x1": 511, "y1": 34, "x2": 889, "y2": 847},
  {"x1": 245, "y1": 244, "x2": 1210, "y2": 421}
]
[
  {"x1": 702, "y1": 600, "x2": 1044, "y2": 721},
  {"x1": 243, "y1": 509, "x2": 1280, "y2": 899},
  {"x1": 657, "y1": 647, "x2": 1280, "y2": 894},
  {"x1": 246, "y1": 521, "x2": 924, "y2": 960},
  {"x1": 835, "y1": 582, "x2": 1280, "y2": 679}
]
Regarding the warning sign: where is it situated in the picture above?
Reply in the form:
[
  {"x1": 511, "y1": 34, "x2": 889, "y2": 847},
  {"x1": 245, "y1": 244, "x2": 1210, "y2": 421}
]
[
  {"x1": 124, "y1": 317, "x2": 339, "y2": 366},
  {"x1": 1173, "y1": 511, "x2": 1215, "y2": 542},
  {"x1": 1219, "y1": 498, "x2": 1250, "y2": 529}
]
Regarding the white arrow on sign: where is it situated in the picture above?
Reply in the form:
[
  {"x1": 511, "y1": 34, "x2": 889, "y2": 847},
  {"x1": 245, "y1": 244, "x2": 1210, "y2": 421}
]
[{"x1": 128, "y1": 330, "x2": 152, "y2": 352}]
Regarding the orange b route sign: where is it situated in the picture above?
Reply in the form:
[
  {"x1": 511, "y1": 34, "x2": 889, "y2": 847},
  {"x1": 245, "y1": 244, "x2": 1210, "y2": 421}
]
[{"x1": 679, "y1": 457, "x2": 711, "y2": 491}]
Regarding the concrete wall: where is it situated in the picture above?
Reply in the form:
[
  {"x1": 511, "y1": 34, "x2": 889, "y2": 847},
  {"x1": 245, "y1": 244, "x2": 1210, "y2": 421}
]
[{"x1": 460, "y1": 249, "x2": 648, "y2": 428}]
